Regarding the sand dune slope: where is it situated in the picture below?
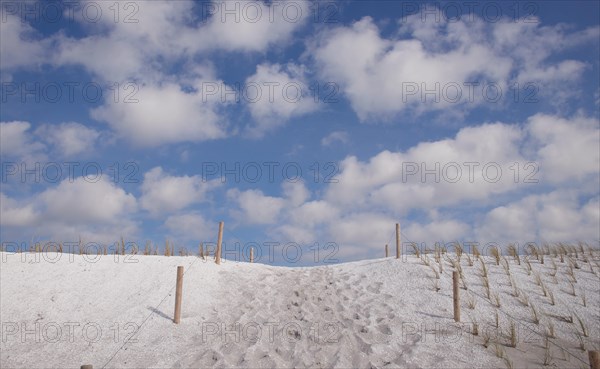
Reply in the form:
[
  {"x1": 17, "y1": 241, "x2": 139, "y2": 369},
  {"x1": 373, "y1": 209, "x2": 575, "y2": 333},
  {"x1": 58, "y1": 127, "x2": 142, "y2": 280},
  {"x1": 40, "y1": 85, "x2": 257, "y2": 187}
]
[{"x1": 1, "y1": 250, "x2": 599, "y2": 368}]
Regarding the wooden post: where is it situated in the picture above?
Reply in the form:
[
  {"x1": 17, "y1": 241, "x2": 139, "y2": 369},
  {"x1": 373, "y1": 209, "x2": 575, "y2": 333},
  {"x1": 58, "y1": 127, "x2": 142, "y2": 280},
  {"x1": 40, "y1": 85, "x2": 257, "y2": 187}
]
[
  {"x1": 81, "y1": 366, "x2": 93, "y2": 369},
  {"x1": 453, "y1": 271, "x2": 460, "y2": 322},
  {"x1": 215, "y1": 221, "x2": 224, "y2": 265},
  {"x1": 385, "y1": 244, "x2": 389, "y2": 258},
  {"x1": 590, "y1": 351, "x2": 600, "y2": 369},
  {"x1": 250, "y1": 247, "x2": 254, "y2": 263},
  {"x1": 395, "y1": 223, "x2": 401, "y2": 259},
  {"x1": 174, "y1": 266, "x2": 184, "y2": 324}
]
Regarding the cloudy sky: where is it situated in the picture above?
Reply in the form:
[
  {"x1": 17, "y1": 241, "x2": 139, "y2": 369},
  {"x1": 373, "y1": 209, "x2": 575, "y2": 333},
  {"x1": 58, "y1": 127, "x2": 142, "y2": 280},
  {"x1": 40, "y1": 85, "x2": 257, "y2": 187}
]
[{"x1": 1, "y1": 0, "x2": 599, "y2": 265}]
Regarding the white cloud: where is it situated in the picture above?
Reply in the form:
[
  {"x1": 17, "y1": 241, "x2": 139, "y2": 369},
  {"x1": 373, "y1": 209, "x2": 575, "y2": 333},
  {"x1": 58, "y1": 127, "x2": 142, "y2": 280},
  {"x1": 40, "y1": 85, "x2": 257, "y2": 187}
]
[
  {"x1": 271, "y1": 224, "x2": 316, "y2": 245},
  {"x1": 282, "y1": 181, "x2": 310, "y2": 207},
  {"x1": 311, "y1": 16, "x2": 511, "y2": 120},
  {"x1": 140, "y1": 167, "x2": 220, "y2": 216},
  {"x1": 289, "y1": 200, "x2": 339, "y2": 228},
  {"x1": 244, "y1": 63, "x2": 320, "y2": 136},
  {"x1": 165, "y1": 212, "x2": 215, "y2": 241},
  {"x1": 310, "y1": 15, "x2": 598, "y2": 120},
  {"x1": 228, "y1": 188, "x2": 286, "y2": 224},
  {"x1": 0, "y1": 14, "x2": 48, "y2": 71},
  {"x1": 91, "y1": 78, "x2": 229, "y2": 147},
  {"x1": 327, "y1": 212, "x2": 396, "y2": 258},
  {"x1": 321, "y1": 131, "x2": 349, "y2": 146},
  {"x1": 181, "y1": 0, "x2": 311, "y2": 53},
  {"x1": 325, "y1": 122, "x2": 526, "y2": 212},
  {"x1": 404, "y1": 219, "x2": 470, "y2": 245},
  {"x1": 35, "y1": 122, "x2": 101, "y2": 157},
  {"x1": 475, "y1": 191, "x2": 600, "y2": 243},
  {"x1": 527, "y1": 114, "x2": 600, "y2": 183},
  {"x1": 1, "y1": 178, "x2": 139, "y2": 243},
  {"x1": 323, "y1": 113, "x2": 600, "y2": 215},
  {"x1": 55, "y1": 0, "x2": 310, "y2": 80},
  {"x1": 0, "y1": 193, "x2": 39, "y2": 227},
  {"x1": 0, "y1": 121, "x2": 46, "y2": 160},
  {"x1": 39, "y1": 177, "x2": 137, "y2": 224},
  {"x1": 491, "y1": 21, "x2": 599, "y2": 83},
  {"x1": 55, "y1": 35, "x2": 149, "y2": 83}
]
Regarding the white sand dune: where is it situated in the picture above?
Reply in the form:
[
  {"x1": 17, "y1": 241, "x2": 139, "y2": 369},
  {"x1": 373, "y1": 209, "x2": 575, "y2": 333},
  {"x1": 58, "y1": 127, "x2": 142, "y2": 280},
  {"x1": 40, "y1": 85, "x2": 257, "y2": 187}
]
[{"x1": 1, "y1": 249, "x2": 599, "y2": 368}]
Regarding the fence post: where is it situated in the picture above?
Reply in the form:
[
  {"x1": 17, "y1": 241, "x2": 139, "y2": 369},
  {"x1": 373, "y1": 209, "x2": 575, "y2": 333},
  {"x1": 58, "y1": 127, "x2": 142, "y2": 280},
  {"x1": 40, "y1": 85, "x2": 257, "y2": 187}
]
[
  {"x1": 81, "y1": 366, "x2": 93, "y2": 369},
  {"x1": 250, "y1": 247, "x2": 254, "y2": 263},
  {"x1": 385, "y1": 244, "x2": 389, "y2": 258},
  {"x1": 215, "y1": 221, "x2": 224, "y2": 265},
  {"x1": 590, "y1": 351, "x2": 600, "y2": 369},
  {"x1": 453, "y1": 271, "x2": 460, "y2": 322},
  {"x1": 395, "y1": 223, "x2": 401, "y2": 259},
  {"x1": 174, "y1": 266, "x2": 184, "y2": 324}
]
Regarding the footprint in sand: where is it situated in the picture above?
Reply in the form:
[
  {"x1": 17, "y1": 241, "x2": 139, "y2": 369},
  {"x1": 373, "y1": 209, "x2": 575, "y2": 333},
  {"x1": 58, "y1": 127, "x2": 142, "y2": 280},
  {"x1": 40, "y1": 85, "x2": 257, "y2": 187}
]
[
  {"x1": 366, "y1": 282, "x2": 383, "y2": 294},
  {"x1": 377, "y1": 324, "x2": 392, "y2": 335}
]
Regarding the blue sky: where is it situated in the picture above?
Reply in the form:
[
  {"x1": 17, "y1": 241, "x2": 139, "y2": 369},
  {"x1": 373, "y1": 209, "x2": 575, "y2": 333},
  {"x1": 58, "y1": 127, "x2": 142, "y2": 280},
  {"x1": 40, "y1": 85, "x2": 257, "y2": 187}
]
[{"x1": 1, "y1": 0, "x2": 599, "y2": 265}]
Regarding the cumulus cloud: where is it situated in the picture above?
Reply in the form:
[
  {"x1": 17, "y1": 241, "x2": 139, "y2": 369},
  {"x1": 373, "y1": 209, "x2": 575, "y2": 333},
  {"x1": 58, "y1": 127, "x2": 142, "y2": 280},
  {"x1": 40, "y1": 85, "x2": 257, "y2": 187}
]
[
  {"x1": 165, "y1": 212, "x2": 215, "y2": 241},
  {"x1": 91, "y1": 80, "x2": 228, "y2": 147},
  {"x1": 310, "y1": 16, "x2": 510, "y2": 119},
  {"x1": 35, "y1": 122, "x2": 101, "y2": 157},
  {"x1": 323, "y1": 113, "x2": 600, "y2": 216},
  {"x1": 0, "y1": 178, "x2": 138, "y2": 243},
  {"x1": 527, "y1": 114, "x2": 600, "y2": 183},
  {"x1": 227, "y1": 188, "x2": 286, "y2": 224},
  {"x1": 53, "y1": 1, "x2": 194, "y2": 81},
  {"x1": 0, "y1": 14, "x2": 49, "y2": 71},
  {"x1": 1, "y1": 121, "x2": 106, "y2": 168},
  {"x1": 54, "y1": 0, "x2": 310, "y2": 80},
  {"x1": 326, "y1": 212, "x2": 396, "y2": 259},
  {"x1": 244, "y1": 63, "x2": 320, "y2": 136},
  {"x1": 325, "y1": 122, "x2": 527, "y2": 212},
  {"x1": 491, "y1": 21, "x2": 599, "y2": 83},
  {"x1": 475, "y1": 191, "x2": 600, "y2": 243},
  {"x1": 0, "y1": 193, "x2": 39, "y2": 227},
  {"x1": 403, "y1": 220, "x2": 470, "y2": 245},
  {"x1": 310, "y1": 15, "x2": 599, "y2": 120},
  {"x1": 140, "y1": 167, "x2": 221, "y2": 216},
  {"x1": 0, "y1": 121, "x2": 46, "y2": 161},
  {"x1": 38, "y1": 177, "x2": 137, "y2": 223},
  {"x1": 289, "y1": 200, "x2": 339, "y2": 229},
  {"x1": 282, "y1": 181, "x2": 310, "y2": 207},
  {"x1": 182, "y1": 0, "x2": 311, "y2": 53}
]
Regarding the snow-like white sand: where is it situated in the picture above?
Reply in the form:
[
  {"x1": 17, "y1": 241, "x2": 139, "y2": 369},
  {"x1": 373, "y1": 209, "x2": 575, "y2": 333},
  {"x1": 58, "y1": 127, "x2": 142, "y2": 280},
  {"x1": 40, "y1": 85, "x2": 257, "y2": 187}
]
[{"x1": 1, "y1": 248, "x2": 599, "y2": 368}]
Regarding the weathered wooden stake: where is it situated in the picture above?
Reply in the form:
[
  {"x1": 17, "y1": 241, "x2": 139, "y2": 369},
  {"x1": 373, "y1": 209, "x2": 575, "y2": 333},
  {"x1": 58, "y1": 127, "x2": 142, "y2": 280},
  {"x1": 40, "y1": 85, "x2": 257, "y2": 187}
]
[
  {"x1": 453, "y1": 271, "x2": 460, "y2": 322},
  {"x1": 590, "y1": 351, "x2": 600, "y2": 369},
  {"x1": 250, "y1": 247, "x2": 254, "y2": 263},
  {"x1": 385, "y1": 244, "x2": 389, "y2": 258},
  {"x1": 174, "y1": 266, "x2": 184, "y2": 324},
  {"x1": 395, "y1": 223, "x2": 401, "y2": 259},
  {"x1": 199, "y1": 243, "x2": 204, "y2": 259},
  {"x1": 215, "y1": 221, "x2": 224, "y2": 265}
]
